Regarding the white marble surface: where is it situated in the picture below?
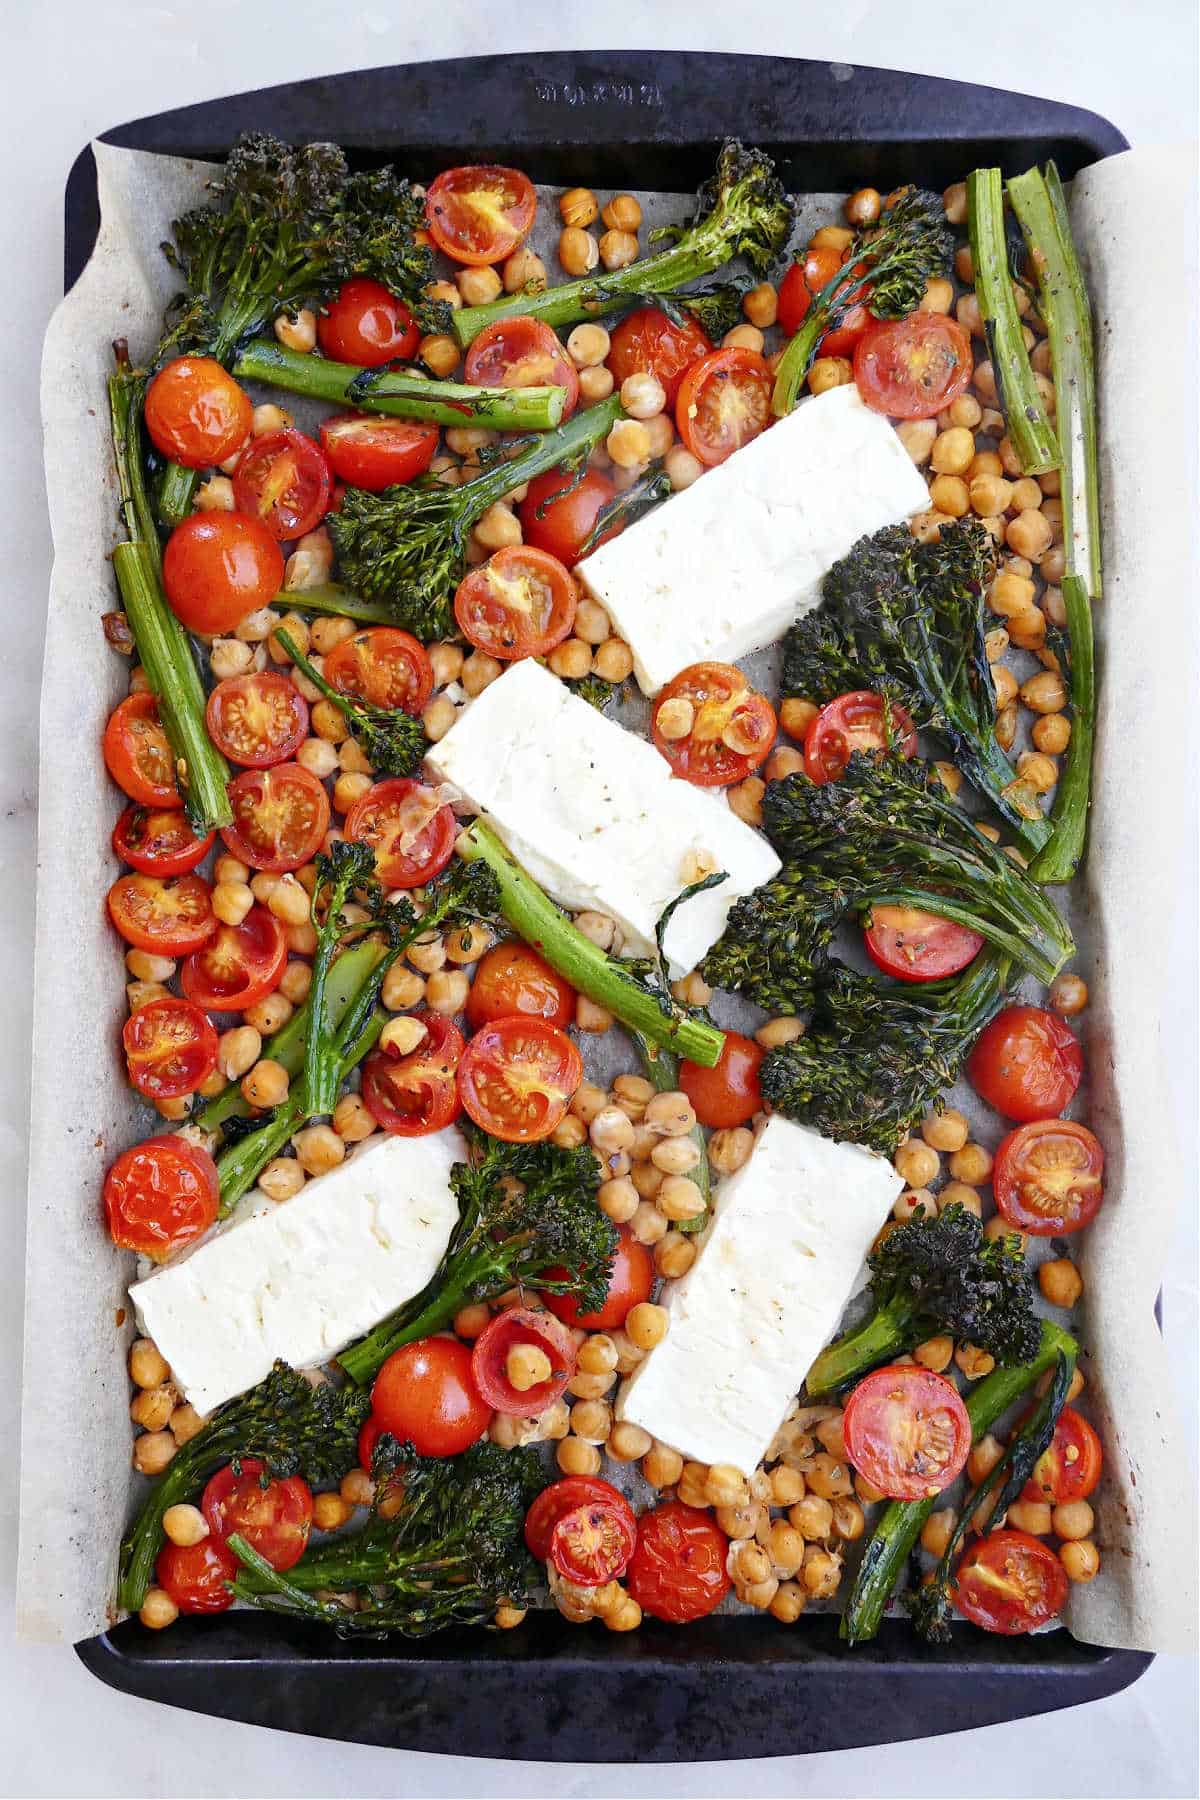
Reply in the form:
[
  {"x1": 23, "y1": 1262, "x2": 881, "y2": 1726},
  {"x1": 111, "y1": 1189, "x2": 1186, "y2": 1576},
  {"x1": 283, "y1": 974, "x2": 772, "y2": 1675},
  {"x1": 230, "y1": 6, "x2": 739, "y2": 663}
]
[{"x1": 1, "y1": 4, "x2": 1196, "y2": 1795}]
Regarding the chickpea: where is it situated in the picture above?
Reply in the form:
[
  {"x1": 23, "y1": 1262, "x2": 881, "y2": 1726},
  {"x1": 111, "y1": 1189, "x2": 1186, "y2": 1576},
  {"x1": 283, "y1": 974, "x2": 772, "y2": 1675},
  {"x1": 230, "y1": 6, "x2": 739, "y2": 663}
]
[
  {"x1": 139, "y1": 1588, "x2": 180, "y2": 1631},
  {"x1": 727, "y1": 774, "x2": 765, "y2": 827},
  {"x1": 559, "y1": 185, "x2": 599, "y2": 229},
  {"x1": 131, "y1": 1382, "x2": 178, "y2": 1432},
  {"x1": 843, "y1": 184, "x2": 881, "y2": 227},
  {"x1": 605, "y1": 1596, "x2": 642, "y2": 1633},
  {"x1": 990, "y1": 569, "x2": 1037, "y2": 619},
  {"x1": 1007, "y1": 509, "x2": 1054, "y2": 562},
  {"x1": 855, "y1": 1473, "x2": 887, "y2": 1504},
  {"x1": 500, "y1": 247, "x2": 546, "y2": 295},
  {"x1": 707, "y1": 1127, "x2": 755, "y2": 1177},
  {"x1": 755, "y1": 1015, "x2": 805, "y2": 1050},
  {"x1": 801, "y1": 1547, "x2": 843, "y2": 1599},
  {"x1": 722, "y1": 323, "x2": 765, "y2": 354},
  {"x1": 590, "y1": 1106, "x2": 636, "y2": 1156},
  {"x1": 162, "y1": 1502, "x2": 208, "y2": 1548},
  {"x1": 607, "y1": 418, "x2": 651, "y2": 468},
  {"x1": 764, "y1": 744, "x2": 805, "y2": 783},
  {"x1": 641, "y1": 1090, "x2": 696, "y2": 1138},
  {"x1": 258, "y1": 1157, "x2": 305, "y2": 1203},
  {"x1": 921, "y1": 1108, "x2": 969, "y2": 1153},
  {"x1": 1020, "y1": 670, "x2": 1068, "y2": 716},
  {"x1": 1032, "y1": 713, "x2": 1071, "y2": 756},
  {"x1": 737, "y1": 281, "x2": 777, "y2": 329},
  {"x1": 133, "y1": 1430, "x2": 177, "y2": 1476},
  {"x1": 661, "y1": 443, "x2": 703, "y2": 493},
  {"x1": 593, "y1": 638, "x2": 634, "y2": 684},
  {"x1": 552, "y1": 1114, "x2": 588, "y2": 1151},
  {"x1": 1060, "y1": 1539, "x2": 1100, "y2": 1582},
  {"x1": 656, "y1": 1175, "x2": 705, "y2": 1223},
  {"x1": 804, "y1": 1453, "x2": 852, "y2": 1500},
  {"x1": 894, "y1": 1137, "x2": 940, "y2": 1189},
  {"x1": 241, "y1": 1059, "x2": 289, "y2": 1109},
  {"x1": 130, "y1": 1338, "x2": 170, "y2": 1389},
  {"x1": 810, "y1": 224, "x2": 855, "y2": 253},
  {"x1": 938, "y1": 1180, "x2": 982, "y2": 1218},
  {"x1": 1048, "y1": 972, "x2": 1088, "y2": 1018},
  {"x1": 421, "y1": 693, "x2": 459, "y2": 743},
  {"x1": 601, "y1": 193, "x2": 642, "y2": 233},
  {"x1": 245, "y1": 992, "x2": 293, "y2": 1035},
  {"x1": 1038, "y1": 1257, "x2": 1084, "y2": 1311},
  {"x1": 1051, "y1": 1498, "x2": 1096, "y2": 1543},
  {"x1": 1016, "y1": 750, "x2": 1059, "y2": 795},
  {"x1": 913, "y1": 1333, "x2": 955, "y2": 1374},
  {"x1": 293, "y1": 1125, "x2": 345, "y2": 1178},
  {"x1": 456, "y1": 263, "x2": 503, "y2": 307},
  {"x1": 619, "y1": 371, "x2": 666, "y2": 420},
  {"x1": 381, "y1": 963, "x2": 426, "y2": 1013},
  {"x1": 642, "y1": 1442, "x2": 684, "y2": 1490},
  {"x1": 579, "y1": 363, "x2": 616, "y2": 405},
  {"x1": 672, "y1": 971, "x2": 713, "y2": 1007},
  {"x1": 896, "y1": 418, "x2": 938, "y2": 465},
  {"x1": 894, "y1": 1188, "x2": 937, "y2": 1223},
  {"x1": 267, "y1": 874, "x2": 312, "y2": 927},
  {"x1": 831, "y1": 1498, "x2": 866, "y2": 1541},
  {"x1": 419, "y1": 333, "x2": 460, "y2": 378},
  {"x1": 569, "y1": 1396, "x2": 612, "y2": 1443},
  {"x1": 170, "y1": 1403, "x2": 205, "y2": 1446},
  {"x1": 557, "y1": 225, "x2": 600, "y2": 277},
  {"x1": 942, "y1": 181, "x2": 967, "y2": 224},
  {"x1": 1003, "y1": 1499, "x2": 1052, "y2": 1538},
  {"x1": 956, "y1": 1342, "x2": 996, "y2": 1381},
  {"x1": 909, "y1": 509, "x2": 953, "y2": 545},
  {"x1": 557, "y1": 1437, "x2": 602, "y2": 1477},
  {"x1": 808, "y1": 355, "x2": 853, "y2": 395},
  {"x1": 598, "y1": 229, "x2": 638, "y2": 271},
  {"x1": 920, "y1": 1508, "x2": 957, "y2": 1558},
  {"x1": 931, "y1": 426, "x2": 976, "y2": 477},
  {"x1": 919, "y1": 276, "x2": 954, "y2": 315},
  {"x1": 626, "y1": 1302, "x2": 669, "y2": 1351}
]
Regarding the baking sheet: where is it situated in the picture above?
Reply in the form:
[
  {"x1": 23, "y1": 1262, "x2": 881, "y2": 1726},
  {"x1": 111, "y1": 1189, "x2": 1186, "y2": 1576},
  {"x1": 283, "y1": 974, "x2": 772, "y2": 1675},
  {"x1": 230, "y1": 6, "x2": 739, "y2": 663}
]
[{"x1": 19, "y1": 140, "x2": 1196, "y2": 1651}]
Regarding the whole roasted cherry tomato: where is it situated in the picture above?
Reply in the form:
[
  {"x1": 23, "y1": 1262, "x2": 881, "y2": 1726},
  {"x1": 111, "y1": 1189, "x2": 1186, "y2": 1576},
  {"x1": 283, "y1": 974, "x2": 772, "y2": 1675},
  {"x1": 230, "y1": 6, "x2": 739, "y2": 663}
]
[
  {"x1": 626, "y1": 1501, "x2": 731, "y2": 1623},
  {"x1": 676, "y1": 347, "x2": 773, "y2": 467},
  {"x1": 953, "y1": 1530, "x2": 1068, "y2": 1635},
  {"x1": 967, "y1": 1005, "x2": 1083, "y2": 1121},
  {"x1": 426, "y1": 165, "x2": 536, "y2": 266},
  {"x1": 371, "y1": 1338, "x2": 491, "y2": 1456},
  {"x1": 360, "y1": 1013, "x2": 465, "y2": 1136},
  {"x1": 163, "y1": 513, "x2": 284, "y2": 634},
  {"x1": 343, "y1": 778, "x2": 456, "y2": 888},
  {"x1": 205, "y1": 672, "x2": 309, "y2": 768},
  {"x1": 542, "y1": 1224, "x2": 652, "y2": 1332},
  {"x1": 679, "y1": 1031, "x2": 763, "y2": 1129},
  {"x1": 155, "y1": 1536, "x2": 238, "y2": 1614},
  {"x1": 319, "y1": 414, "x2": 439, "y2": 491},
  {"x1": 470, "y1": 1306, "x2": 577, "y2": 1416},
  {"x1": 112, "y1": 806, "x2": 215, "y2": 877},
  {"x1": 323, "y1": 628, "x2": 433, "y2": 715},
  {"x1": 457, "y1": 1015, "x2": 582, "y2": 1143},
  {"x1": 651, "y1": 661, "x2": 776, "y2": 787},
  {"x1": 107, "y1": 872, "x2": 216, "y2": 956},
  {"x1": 123, "y1": 996, "x2": 218, "y2": 1101},
  {"x1": 104, "y1": 693, "x2": 180, "y2": 808},
  {"x1": 454, "y1": 546, "x2": 577, "y2": 661},
  {"x1": 1021, "y1": 1406, "x2": 1103, "y2": 1505},
  {"x1": 180, "y1": 905, "x2": 287, "y2": 1012},
  {"x1": 232, "y1": 428, "x2": 331, "y2": 541},
  {"x1": 777, "y1": 245, "x2": 874, "y2": 357},
  {"x1": 466, "y1": 941, "x2": 576, "y2": 1030},
  {"x1": 103, "y1": 1135, "x2": 220, "y2": 1261},
  {"x1": 202, "y1": 1458, "x2": 313, "y2": 1571},
  {"x1": 864, "y1": 905, "x2": 984, "y2": 983},
  {"x1": 854, "y1": 314, "x2": 973, "y2": 419},
  {"x1": 221, "y1": 764, "x2": 331, "y2": 873},
  {"x1": 465, "y1": 317, "x2": 579, "y2": 418},
  {"x1": 607, "y1": 306, "x2": 713, "y2": 406},
  {"x1": 519, "y1": 467, "x2": 622, "y2": 568},
  {"x1": 843, "y1": 1365, "x2": 971, "y2": 1501},
  {"x1": 992, "y1": 1119, "x2": 1104, "y2": 1236},
  {"x1": 803, "y1": 690, "x2": 918, "y2": 785},
  {"x1": 318, "y1": 277, "x2": 420, "y2": 366},
  {"x1": 144, "y1": 356, "x2": 252, "y2": 468}
]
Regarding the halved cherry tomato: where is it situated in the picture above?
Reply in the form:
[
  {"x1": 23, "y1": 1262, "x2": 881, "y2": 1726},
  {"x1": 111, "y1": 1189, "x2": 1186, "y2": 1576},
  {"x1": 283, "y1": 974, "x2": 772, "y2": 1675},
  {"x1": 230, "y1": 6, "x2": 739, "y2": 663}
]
[
  {"x1": 679, "y1": 1031, "x2": 763, "y2": 1129},
  {"x1": 202, "y1": 1458, "x2": 313, "y2": 1571},
  {"x1": 323, "y1": 628, "x2": 433, "y2": 716},
  {"x1": 777, "y1": 246, "x2": 875, "y2": 359},
  {"x1": 864, "y1": 905, "x2": 984, "y2": 983},
  {"x1": 112, "y1": 806, "x2": 215, "y2": 877},
  {"x1": 221, "y1": 763, "x2": 331, "y2": 873},
  {"x1": 180, "y1": 905, "x2": 287, "y2": 1013},
  {"x1": 854, "y1": 313, "x2": 973, "y2": 420},
  {"x1": 318, "y1": 414, "x2": 439, "y2": 491},
  {"x1": 676, "y1": 347, "x2": 772, "y2": 467},
  {"x1": 967, "y1": 1005, "x2": 1083, "y2": 1122},
  {"x1": 144, "y1": 356, "x2": 252, "y2": 469},
  {"x1": 650, "y1": 661, "x2": 776, "y2": 786},
  {"x1": 104, "y1": 1135, "x2": 220, "y2": 1261},
  {"x1": 107, "y1": 872, "x2": 216, "y2": 956},
  {"x1": 952, "y1": 1529, "x2": 1068, "y2": 1635},
  {"x1": 542, "y1": 1224, "x2": 653, "y2": 1331},
  {"x1": 155, "y1": 1536, "x2": 238, "y2": 1614},
  {"x1": 465, "y1": 317, "x2": 579, "y2": 418},
  {"x1": 519, "y1": 466, "x2": 622, "y2": 568},
  {"x1": 206, "y1": 672, "x2": 309, "y2": 768},
  {"x1": 360, "y1": 1013, "x2": 464, "y2": 1136},
  {"x1": 457, "y1": 1015, "x2": 582, "y2": 1143},
  {"x1": 371, "y1": 1337, "x2": 491, "y2": 1456},
  {"x1": 163, "y1": 513, "x2": 285, "y2": 634},
  {"x1": 454, "y1": 545, "x2": 577, "y2": 661},
  {"x1": 317, "y1": 277, "x2": 420, "y2": 366},
  {"x1": 1021, "y1": 1406, "x2": 1103, "y2": 1505},
  {"x1": 232, "y1": 428, "x2": 331, "y2": 541},
  {"x1": 552, "y1": 1499, "x2": 638, "y2": 1588},
  {"x1": 993, "y1": 1119, "x2": 1104, "y2": 1236},
  {"x1": 466, "y1": 941, "x2": 576, "y2": 1030},
  {"x1": 103, "y1": 693, "x2": 180, "y2": 808},
  {"x1": 344, "y1": 778, "x2": 456, "y2": 888},
  {"x1": 607, "y1": 307, "x2": 713, "y2": 406},
  {"x1": 426, "y1": 164, "x2": 536, "y2": 266},
  {"x1": 525, "y1": 1476, "x2": 633, "y2": 1560},
  {"x1": 803, "y1": 689, "x2": 918, "y2": 785},
  {"x1": 843, "y1": 1365, "x2": 972, "y2": 1501},
  {"x1": 123, "y1": 996, "x2": 218, "y2": 1101},
  {"x1": 470, "y1": 1306, "x2": 577, "y2": 1417},
  {"x1": 626, "y1": 1501, "x2": 731, "y2": 1623}
]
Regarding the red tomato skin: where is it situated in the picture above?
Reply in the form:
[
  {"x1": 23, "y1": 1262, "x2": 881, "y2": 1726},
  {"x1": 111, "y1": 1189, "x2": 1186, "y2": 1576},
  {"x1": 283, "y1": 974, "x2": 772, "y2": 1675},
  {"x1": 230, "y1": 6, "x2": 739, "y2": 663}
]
[
  {"x1": 123, "y1": 996, "x2": 219, "y2": 1101},
  {"x1": 607, "y1": 307, "x2": 713, "y2": 406},
  {"x1": 371, "y1": 1338, "x2": 491, "y2": 1457},
  {"x1": 319, "y1": 415, "x2": 439, "y2": 492},
  {"x1": 454, "y1": 546, "x2": 577, "y2": 661},
  {"x1": 232, "y1": 428, "x2": 332, "y2": 541},
  {"x1": 221, "y1": 764, "x2": 331, "y2": 874},
  {"x1": 466, "y1": 941, "x2": 576, "y2": 1030},
  {"x1": 318, "y1": 278, "x2": 420, "y2": 366},
  {"x1": 953, "y1": 1529, "x2": 1068, "y2": 1635},
  {"x1": 542, "y1": 1225, "x2": 653, "y2": 1331},
  {"x1": 180, "y1": 905, "x2": 288, "y2": 1013},
  {"x1": 525, "y1": 1476, "x2": 632, "y2": 1560},
  {"x1": 155, "y1": 1536, "x2": 238, "y2": 1614},
  {"x1": 323, "y1": 628, "x2": 433, "y2": 716},
  {"x1": 627, "y1": 1502, "x2": 732, "y2": 1623},
  {"x1": 144, "y1": 357, "x2": 252, "y2": 468},
  {"x1": 201, "y1": 1458, "x2": 314, "y2": 1571},
  {"x1": 679, "y1": 1032, "x2": 763, "y2": 1129},
  {"x1": 360, "y1": 1013, "x2": 465, "y2": 1137},
  {"x1": 777, "y1": 249, "x2": 873, "y2": 356},
  {"x1": 206, "y1": 673, "x2": 309, "y2": 768},
  {"x1": 464, "y1": 318, "x2": 579, "y2": 419},
  {"x1": 112, "y1": 806, "x2": 215, "y2": 877},
  {"x1": 551, "y1": 1500, "x2": 639, "y2": 1588},
  {"x1": 457, "y1": 1016, "x2": 583, "y2": 1144},
  {"x1": 842, "y1": 1365, "x2": 971, "y2": 1501},
  {"x1": 104, "y1": 1136, "x2": 220, "y2": 1262},
  {"x1": 803, "y1": 690, "x2": 918, "y2": 785},
  {"x1": 519, "y1": 468, "x2": 622, "y2": 568},
  {"x1": 1021, "y1": 1406, "x2": 1103, "y2": 1505},
  {"x1": 967, "y1": 1006, "x2": 1083, "y2": 1122},
  {"x1": 104, "y1": 693, "x2": 180, "y2": 808},
  {"x1": 163, "y1": 514, "x2": 285, "y2": 634},
  {"x1": 470, "y1": 1307, "x2": 577, "y2": 1416},
  {"x1": 343, "y1": 778, "x2": 456, "y2": 889},
  {"x1": 863, "y1": 906, "x2": 984, "y2": 983},
  {"x1": 426, "y1": 165, "x2": 536, "y2": 266},
  {"x1": 854, "y1": 314, "x2": 973, "y2": 420},
  {"x1": 107, "y1": 873, "x2": 217, "y2": 957},
  {"x1": 676, "y1": 347, "x2": 773, "y2": 467},
  {"x1": 650, "y1": 662, "x2": 777, "y2": 788},
  {"x1": 992, "y1": 1118, "x2": 1105, "y2": 1236}
]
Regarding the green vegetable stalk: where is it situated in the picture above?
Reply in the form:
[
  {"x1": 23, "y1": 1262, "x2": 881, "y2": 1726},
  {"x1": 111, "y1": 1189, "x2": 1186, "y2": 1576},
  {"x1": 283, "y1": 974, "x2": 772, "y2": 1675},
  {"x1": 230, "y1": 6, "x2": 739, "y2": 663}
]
[
  {"x1": 276, "y1": 628, "x2": 426, "y2": 777},
  {"x1": 965, "y1": 168, "x2": 1059, "y2": 475},
  {"x1": 270, "y1": 583, "x2": 403, "y2": 627}
]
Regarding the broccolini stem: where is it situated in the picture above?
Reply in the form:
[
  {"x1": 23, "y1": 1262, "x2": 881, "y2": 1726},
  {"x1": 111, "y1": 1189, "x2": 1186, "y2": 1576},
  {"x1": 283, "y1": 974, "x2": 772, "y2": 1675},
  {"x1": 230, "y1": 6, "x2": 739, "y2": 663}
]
[
  {"x1": 804, "y1": 1299, "x2": 915, "y2": 1398},
  {"x1": 1028, "y1": 576, "x2": 1095, "y2": 885},
  {"x1": 270, "y1": 583, "x2": 403, "y2": 626},
  {"x1": 233, "y1": 339, "x2": 568, "y2": 431},
  {"x1": 455, "y1": 822, "x2": 726, "y2": 1067},
  {"x1": 461, "y1": 395, "x2": 625, "y2": 518},
  {"x1": 840, "y1": 1320, "x2": 1077, "y2": 1646},
  {"x1": 966, "y1": 169, "x2": 1059, "y2": 476},
  {"x1": 633, "y1": 1032, "x2": 711, "y2": 1232},
  {"x1": 770, "y1": 258, "x2": 874, "y2": 417}
]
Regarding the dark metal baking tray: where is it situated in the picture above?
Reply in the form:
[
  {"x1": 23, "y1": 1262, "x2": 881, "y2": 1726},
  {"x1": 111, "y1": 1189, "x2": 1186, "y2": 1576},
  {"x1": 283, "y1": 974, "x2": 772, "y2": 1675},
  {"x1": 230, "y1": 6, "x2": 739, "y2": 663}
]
[{"x1": 66, "y1": 49, "x2": 1147, "y2": 1761}]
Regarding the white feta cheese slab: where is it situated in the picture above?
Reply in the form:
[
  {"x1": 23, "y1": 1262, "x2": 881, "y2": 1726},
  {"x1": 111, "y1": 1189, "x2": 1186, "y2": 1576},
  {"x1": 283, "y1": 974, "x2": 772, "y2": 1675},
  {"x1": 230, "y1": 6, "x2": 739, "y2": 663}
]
[
  {"x1": 615, "y1": 1116, "x2": 904, "y2": 1475},
  {"x1": 576, "y1": 383, "x2": 929, "y2": 695},
  {"x1": 130, "y1": 1128, "x2": 465, "y2": 1415},
  {"x1": 425, "y1": 659, "x2": 780, "y2": 976}
]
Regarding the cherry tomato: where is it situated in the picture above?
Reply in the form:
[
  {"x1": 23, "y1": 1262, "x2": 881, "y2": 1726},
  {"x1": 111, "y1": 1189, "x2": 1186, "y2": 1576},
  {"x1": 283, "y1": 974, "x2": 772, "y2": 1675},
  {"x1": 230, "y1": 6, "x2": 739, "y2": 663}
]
[
  {"x1": 357, "y1": 1413, "x2": 384, "y2": 1474},
  {"x1": 864, "y1": 905, "x2": 984, "y2": 983},
  {"x1": 155, "y1": 1536, "x2": 238, "y2": 1615},
  {"x1": 953, "y1": 1529, "x2": 1068, "y2": 1635},
  {"x1": 524, "y1": 1476, "x2": 633, "y2": 1560},
  {"x1": 650, "y1": 661, "x2": 776, "y2": 787},
  {"x1": 107, "y1": 872, "x2": 216, "y2": 956},
  {"x1": 777, "y1": 246, "x2": 874, "y2": 358},
  {"x1": 180, "y1": 904, "x2": 287, "y2": 1013},
  {"x1": 144, "y1": 356, "x2": 252, "y2": 469},
  {"x1": 457, "y1": 1015, "x2": 583, "y2": 1143},
  {"x1": 112, "y1": 806, "x2": 215, "y2": 877},
  {"x1": 551, "y1": 1499, "x2": 638, "y2": 1588},
  {"x1": 1021, "y1": 1406, "x2": 1103, "y2": 1505},
  {"x1": 676, "y1": 347, "x2": 773, "y2": 467},
  {"x1": 454, "y1": 546, "x2": 577, "y2": 661},
  {"x1": 206, "y1": 672, "x2": 309, "y2": 768},
  {"x1": 854, "y1": 313, "x2": 973, "y2": 419},
  {"x1": 626, "y1": 1501, "x2": 731, "y2": 1623},
  {"x1": 221, "y1": 763, "x2": 331, "y2": 873},
  {"x1": 465, "y1": 317, "x2": 579, "y2": 418},
  {"x1": 232, "y1": 429, "x2": 331, "y2": 541},
  {"x1": 122, "y1": 996, "x2": 218, "y2": 1101},
  {"x1": 967, "y1": 1005, "x2": 1083, "y2": 1121},
  {"x1": 519, "y1": 467, "x2": 622, "y2": 568},
  {"x1": 201, "y1": 1458, "x2": 313, "y2": 1571},
  {"x1": 470, "y1": 1306, "x2": 577, "y2": 1416},
  {"x1": 104, "y1": 1135, "x2": 220, "y2": 1261},
  {"x1": 103, "y1": 693, "x2": 180, "y2": 808},
  {"x1": 323, "y1": 627, "x2": 433, "y2": 716},
  {"x1": 344, "y1": 778, "x2": 456, "y2": 888},
  {"x1": 426, "y1": 164, "x2": 536, "y2": 266},
  {"x1": 360, "y1": 1013, "x2": 464, "y2": 1136},
  {"x1": 679, "y1": 1031, "x2": 763, "y2": 1129},
  {"x1": 317, "y1": 277, "x2": 420, "y2": 366},
  {"x1": 466, "y1": 940, "x2": 576, "y2": 1030},
  {"x1": 993, "y1": 1119, "x2": 1104, "y2": 1236},
  {"x1": 371, "y1": 1337, "x2": 491, "y2": 1456},
  {"x1": 607, "y1": 306, "x2": 713, "y2": 406},
  {"x1": 163, "y1": 513, "x2": 285, "y2": 635},
  {"x1": 843, "y1": 1365, "x2": 972, "y2": 1501},
  {"x1": 318, "y1": 414, "x2": 439, "y2": 492},
  {"x1": 542, "y1": 1224, "x2": 653, "y2": 1331},
  {"x1": 803, "y1": 689, "x2": 918, "y2": 785}
]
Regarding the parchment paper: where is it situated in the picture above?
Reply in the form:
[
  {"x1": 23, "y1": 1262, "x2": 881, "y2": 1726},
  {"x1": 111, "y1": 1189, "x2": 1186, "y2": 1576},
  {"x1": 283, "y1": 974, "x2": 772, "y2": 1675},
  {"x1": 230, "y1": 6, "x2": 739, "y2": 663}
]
[{"x1": 19, "y1": 140, "x2": 1196, "y2": 1651}]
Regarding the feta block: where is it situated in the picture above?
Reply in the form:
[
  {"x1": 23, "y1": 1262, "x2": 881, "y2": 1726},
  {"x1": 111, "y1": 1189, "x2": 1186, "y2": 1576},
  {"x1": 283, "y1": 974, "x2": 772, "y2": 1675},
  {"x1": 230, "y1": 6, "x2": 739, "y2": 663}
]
[
  {"x1": 424, "y1": 659, "x2": 779, "y2": 976},
  {"x1": 577, "y1": 383, "x2": 929, "y2": 695},
  {"x1": 616, "y1": 1116, "x2": 904, "y2": 1475},
  {"x1": 130, "y1": 1128, "x2": 464, "y2": 1414}
]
